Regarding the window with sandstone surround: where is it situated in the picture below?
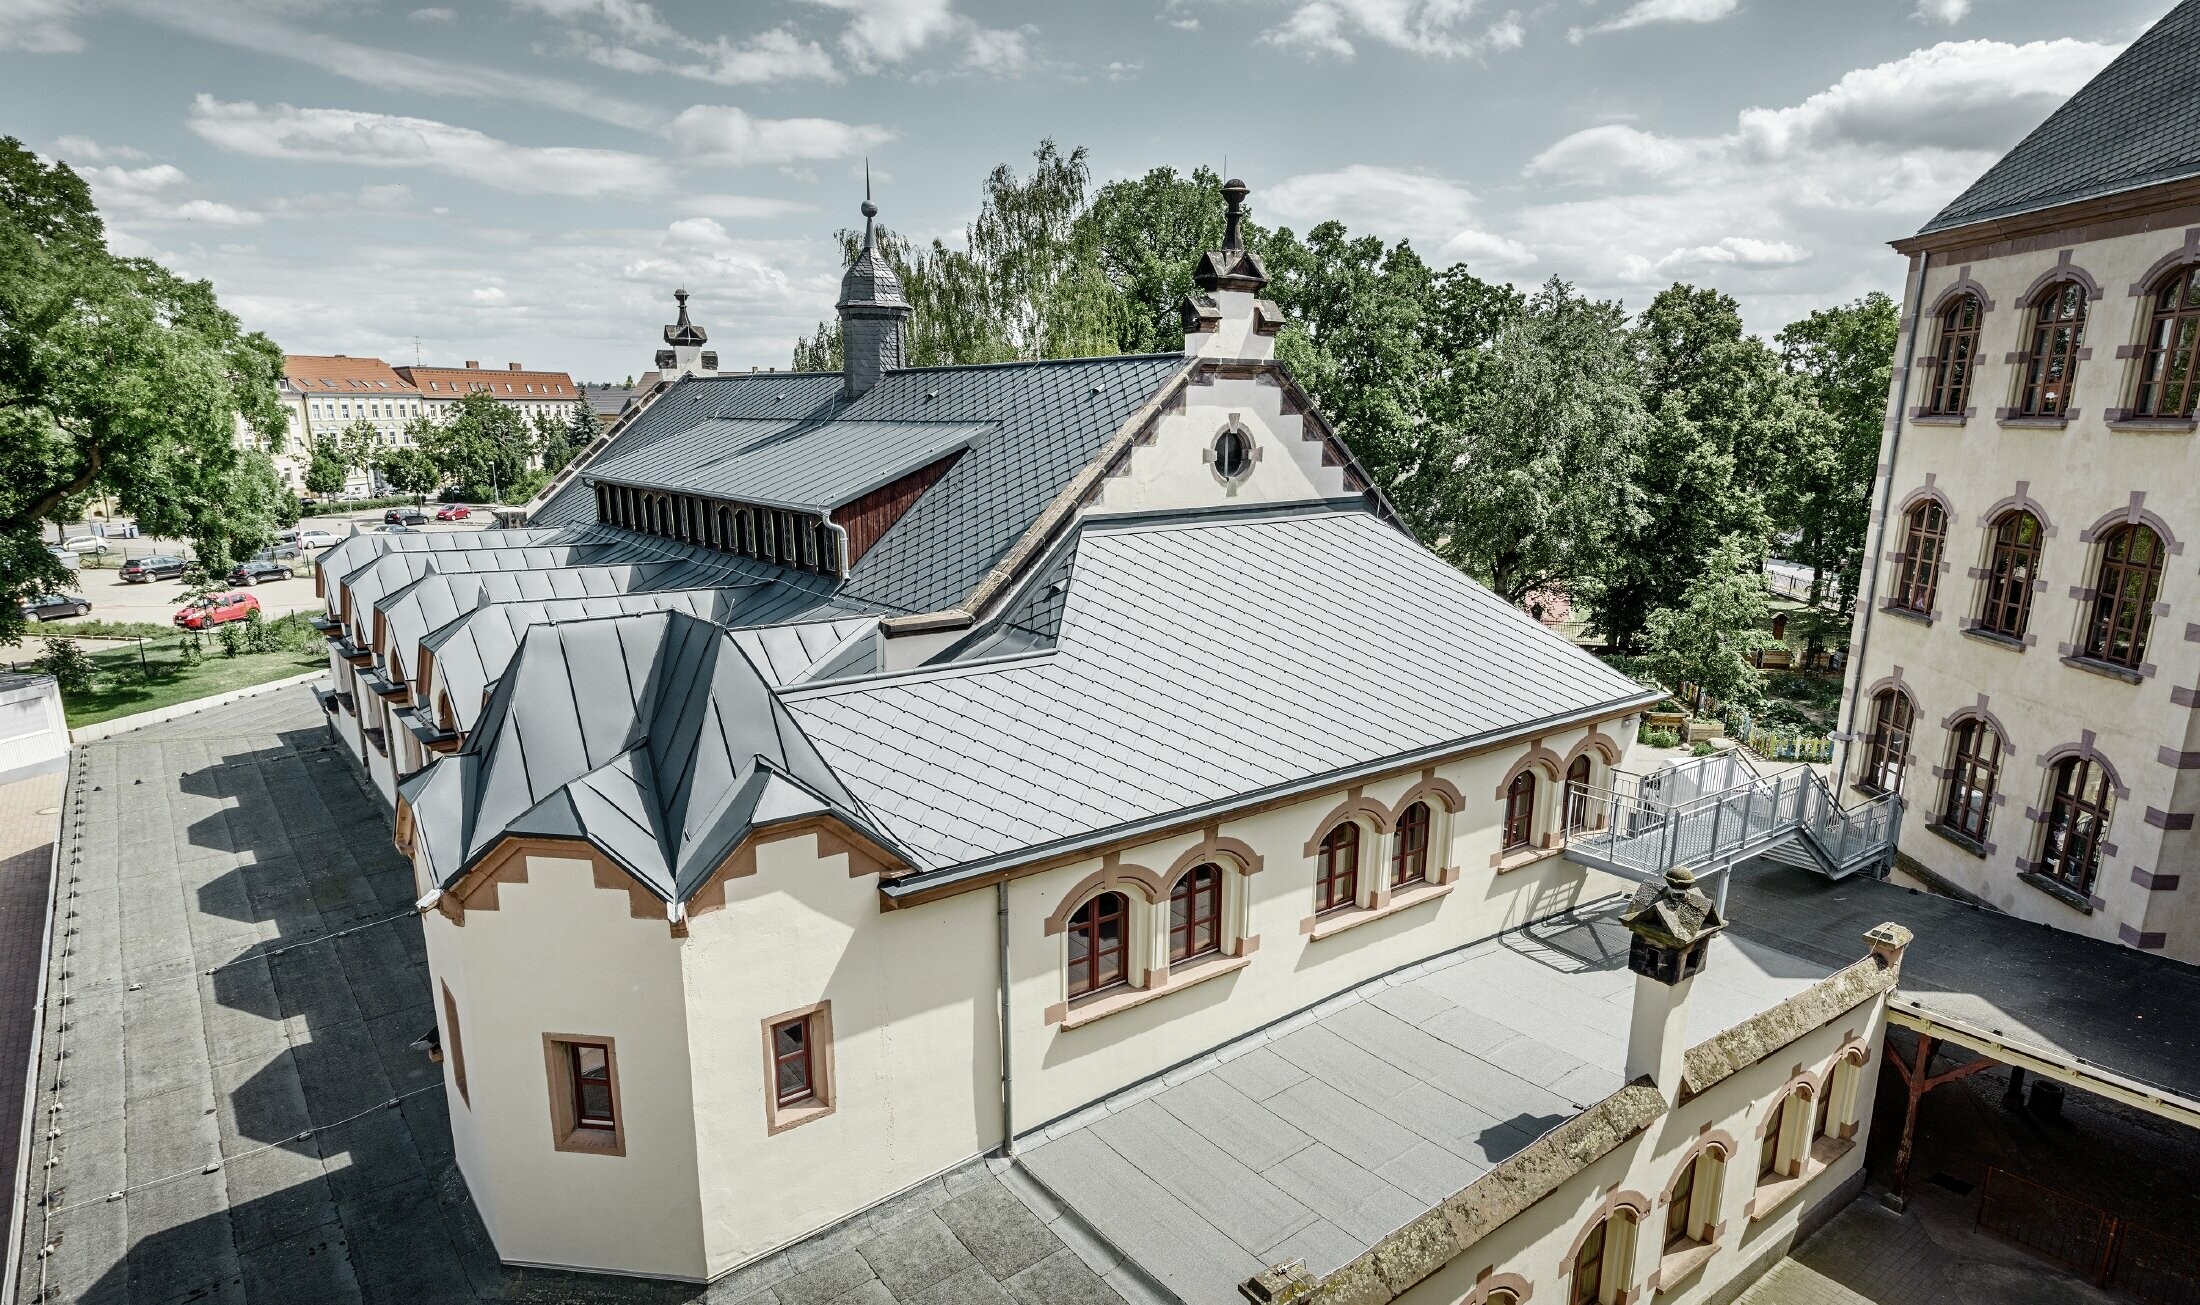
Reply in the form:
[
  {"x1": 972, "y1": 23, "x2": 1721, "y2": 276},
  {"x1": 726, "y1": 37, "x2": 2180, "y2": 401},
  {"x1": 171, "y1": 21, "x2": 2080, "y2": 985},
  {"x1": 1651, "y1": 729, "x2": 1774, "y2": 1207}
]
[
  {"x1": 1565, "y1": 755, "x2": 1593, "y2": 832},
  {"x1": 1978, "y1": 511, "x2": 2041, "y2": 637},
  {"x1": 1891, "y1": 501, "x2": 1945, "y2": 614},
  {"x1": 1066, "y1": 891, "x2": 1130, "y2": 998},
  {"x1": 1858, "y1": 689, "x2": 1914, "y2": 796},
  {"x1": 1924, "y1": 294, "x2": 1982, "y2": 415},
  {"x1": 1571, "y1": 1210, "x2": 1636, "y2": 1305},
  {"x1": 1391, "y1": 802, "x2": 1431, "y2": 887},
  {"x1": 2133, "y1": 265, "x2": 2200, "y2": 417},
  {"x1": 543, "y1": 1034, "x2": 624, "y2": 1156},
  {"x1": 1168, "y1": 863, "x2": 1223, "y2": 964},
  {"x1": 2018, "y1": 281, "x2": 2086, "y2": 417},
  {"x1": 1315, "y1": 822, "x2": 1361, "y2": 914},
  {"x1": 761, "y1": 1002, "x2": 836, "y2": 1135},
  {"x1": 1940, "y1": 718, "x2": 2003, "y2": 844},
  {"x1": 1503, "y1": 772, "x2": 1536, "y2": 851},
  {"x1": 2036, "y1": 757, "x2": 2114, "y2": 895},
  {"x1": 2082, "y1": 524, "x2": 2164, "y2": 670},
  {"x1": 441, "y1": 983, "x2": 468, "y2": 1108}
]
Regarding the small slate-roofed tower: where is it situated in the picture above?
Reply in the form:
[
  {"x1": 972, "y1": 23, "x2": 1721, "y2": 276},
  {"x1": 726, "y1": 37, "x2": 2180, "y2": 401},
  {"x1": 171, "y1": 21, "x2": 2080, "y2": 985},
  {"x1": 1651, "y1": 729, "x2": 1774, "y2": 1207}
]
[
  {"x1": 837, "y1": 176, "x2": 910, "y2": 400},
  {"x1": 655, "y1": 289, "x2": 718, "y2": 378},
  {"x1": 1620, "y1": 863, "x2": 1727, "y2": 1101},
  {"x1": 1183, "y1": 178, "x2": 1287, "y2": 362}
]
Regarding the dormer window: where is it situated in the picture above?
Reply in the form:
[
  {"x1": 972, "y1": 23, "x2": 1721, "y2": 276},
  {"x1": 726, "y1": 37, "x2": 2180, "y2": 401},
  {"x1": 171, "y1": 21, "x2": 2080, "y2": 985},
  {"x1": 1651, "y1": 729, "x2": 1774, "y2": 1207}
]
[{"x1": 1214, "y1": 428, "x2": 1249, "y2": 479}]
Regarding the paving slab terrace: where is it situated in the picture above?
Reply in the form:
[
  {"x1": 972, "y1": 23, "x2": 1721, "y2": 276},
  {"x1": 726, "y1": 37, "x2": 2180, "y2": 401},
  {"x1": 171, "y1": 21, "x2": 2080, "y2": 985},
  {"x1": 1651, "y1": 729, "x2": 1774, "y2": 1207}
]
[{"x1": 10, "y1": 687, "x2": 1124, "y2": 1305}]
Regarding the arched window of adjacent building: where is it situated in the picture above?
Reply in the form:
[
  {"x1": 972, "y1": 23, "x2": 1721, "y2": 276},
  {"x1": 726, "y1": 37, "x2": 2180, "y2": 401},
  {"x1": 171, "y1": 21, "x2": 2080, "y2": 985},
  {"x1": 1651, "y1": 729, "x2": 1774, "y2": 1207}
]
[
  {"x1": 1168, "y1": 864, "x2": 1223, "y2": 965},
  {"x1": 1757, "y1": 1084, "x2": 1813, "y2": 1188},
  {"x1": 1924, "y1": 294, "x2": 1982, "y2": 415},
  {"x1": 1665, "y1": 1146, "x2": 1726, "y2": 1252},
  {"x1": 1565, "y1": 754, "x2": 1594, "y2": 832},
  {"x1": 1571, "y1": 1210, "x2": 1636, "y2": 1305},
  {"x1": 2083, "y1": 524, "x2": 2165, "y2": 669},
  {"x1": 2037, "y1": 757, "x2": 2115, "y2": 895},
  {"x1": 1066, "y1": 892, "x2": 1129, "y2": 999},
  {"x1": 1316, "y1": 823, "x2": 1360, "y2": 914},
  {"x1": 1978, "y1": 510, "x2": 2042, "y2": 637},
  {"x1": 1503, "y1": 772, "x2": 1536, "y2": 851},
  {"x1": 1892, "y1": 500, "x2": 1945, "y2": 614},
  {"x1": 2132, "y1": 264, "x2": 2200, "y2": 417},
  {"x1": 2018, "y1": 280, "x2": 2087, "y2": 417},
  {"x1": 1859, "y1": 689, "x2": 1914, "y2": 795},
  {"x1": 1941, "y1": 718, "x2": 2002, "y2": 844},
  {"x1": 1391, "y1": 801, "x2": 1431, "y2": 888}
]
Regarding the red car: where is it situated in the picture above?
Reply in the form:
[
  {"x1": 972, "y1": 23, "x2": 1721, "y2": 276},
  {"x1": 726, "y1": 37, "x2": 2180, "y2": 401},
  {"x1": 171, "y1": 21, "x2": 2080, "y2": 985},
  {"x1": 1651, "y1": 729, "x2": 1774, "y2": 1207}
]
[
  {"x1": 174, "y1": 591, "x2": 260, "y2": 629},
  {"x1": 435, "y1": 504, "x2": 473, "y2": 521}
]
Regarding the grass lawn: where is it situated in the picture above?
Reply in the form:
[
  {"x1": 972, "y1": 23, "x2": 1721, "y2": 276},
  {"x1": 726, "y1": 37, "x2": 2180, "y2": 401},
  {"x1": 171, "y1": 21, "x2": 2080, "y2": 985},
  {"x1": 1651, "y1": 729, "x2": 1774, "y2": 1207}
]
[{"x1": 53, "y1": 631, "x2": 325, "y2": 729}]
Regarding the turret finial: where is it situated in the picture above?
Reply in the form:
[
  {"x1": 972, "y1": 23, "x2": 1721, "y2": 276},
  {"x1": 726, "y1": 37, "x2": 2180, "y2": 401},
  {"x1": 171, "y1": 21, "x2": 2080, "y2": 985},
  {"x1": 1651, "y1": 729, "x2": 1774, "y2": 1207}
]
[
  {"x1": 1221, "y1": 178, "x2": 1249, "y2": 252},
  {"x1": 860, "y1": 160, "x2": 878, "y2": 246}
]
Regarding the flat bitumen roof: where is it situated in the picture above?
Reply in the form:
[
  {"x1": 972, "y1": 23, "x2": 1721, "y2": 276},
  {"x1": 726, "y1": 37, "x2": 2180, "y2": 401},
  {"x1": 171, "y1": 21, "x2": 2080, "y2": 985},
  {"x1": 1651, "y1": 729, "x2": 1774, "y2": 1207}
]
[
  {"x1": 1725, "y1": 857, "x2": 2200, "y2": 1107},
  {"x1": 1012, "y1": 904, "x2": 1838, "y2": 1304}
]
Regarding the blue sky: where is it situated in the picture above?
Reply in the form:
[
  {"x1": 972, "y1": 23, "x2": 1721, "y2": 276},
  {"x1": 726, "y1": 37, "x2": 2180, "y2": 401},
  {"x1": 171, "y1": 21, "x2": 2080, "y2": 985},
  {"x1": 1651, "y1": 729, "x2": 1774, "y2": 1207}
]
[{"x1": 0, "y1": 0, "x2": 2170, "y2": 381}]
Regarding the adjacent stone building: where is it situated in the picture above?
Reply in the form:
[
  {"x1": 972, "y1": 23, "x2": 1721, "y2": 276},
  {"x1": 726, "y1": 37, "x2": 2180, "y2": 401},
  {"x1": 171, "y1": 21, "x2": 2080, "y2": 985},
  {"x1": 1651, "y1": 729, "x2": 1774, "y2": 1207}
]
[{"x1": 1838, "y1": 0, "x2": 2200, "y2": 959}]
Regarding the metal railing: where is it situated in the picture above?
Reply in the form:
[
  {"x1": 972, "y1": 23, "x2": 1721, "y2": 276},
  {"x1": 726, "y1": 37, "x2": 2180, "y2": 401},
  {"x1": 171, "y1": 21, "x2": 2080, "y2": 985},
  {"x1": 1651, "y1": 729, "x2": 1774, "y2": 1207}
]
[
  {"x1": 1564, "y1": 747, "x2": 1901, "y2": 880},
  {"x1": 1977, "y1": 1167, "x2": 2200, "y2": 1305}
]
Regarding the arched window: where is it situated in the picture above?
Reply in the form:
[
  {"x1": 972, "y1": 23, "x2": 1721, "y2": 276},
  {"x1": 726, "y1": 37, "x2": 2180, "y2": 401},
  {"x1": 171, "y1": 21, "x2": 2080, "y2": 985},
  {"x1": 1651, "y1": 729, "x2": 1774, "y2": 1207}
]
[
  {"x1": 1941, "y1": 718, "x2": 2003, "y2": 843},
  {"x1": 1978, "y1": 510, "x2": 2042, "y2": 637},
  {"x1": 1924, "y1": 294, "x2": 1982, "y2": 415},
  {"x1": 2037, "y1": 757, "x2": 2114, "y2": 894},
  {"x1": 1758, "y1": 1094, "x2": 1786, "y2": 1179},
  {"x1": 1391, "y1": 802, "x2": 1430, "y2": 887},
  {"x1": 2083, "y1": 525, "x2": 2165, "y2": 669},
  {"x1": 1665, "y1": 1147, "x2": 1725, "y2": 1252},
  {"x1": 2133, "y1": 265, "x2": 2200, "y2": 417},
  {"x1": 2018, "y1": 281, "x2": 2087, "y2": 417},
  {"x1": 1066, "y1": 892, "x2": 1129, "y2": 998},
  {"x1": 1565, "y1": 755, "x2": 1594, "y2": 832},
  {"x1": 1169, "y1": 864, "x2": 1223, "y2": 964},
  {"x1": 1859, "y1": 690, "x2": 1914, "y2": 795},
  {"x1": 1503, "y1": 772, "x2": 1536, "y2": 851},
  {"x1": 1316, "y1": 824, "x2": 1360, "y2": 914},
  {"x1": 1572, "y1": 1211, "x2": 1636, "y2": 1305},
  {"x1": 1892, "y1": 500, "x2": 1945, "y2": 614}
]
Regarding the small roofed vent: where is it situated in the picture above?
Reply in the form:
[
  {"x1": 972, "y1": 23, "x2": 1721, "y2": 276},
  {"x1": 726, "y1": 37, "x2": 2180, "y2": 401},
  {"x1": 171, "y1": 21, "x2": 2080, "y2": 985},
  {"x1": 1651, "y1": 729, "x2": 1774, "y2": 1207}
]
[
  {"x1": 1183, "y1": 179, "x2": 1286, "y2": 361},
  {"x1": 655, "y1": 288, "x2": 719, "y2": 378},
  {"x1": 837, "y1": 173, "x2": 909, "y2": 401}
]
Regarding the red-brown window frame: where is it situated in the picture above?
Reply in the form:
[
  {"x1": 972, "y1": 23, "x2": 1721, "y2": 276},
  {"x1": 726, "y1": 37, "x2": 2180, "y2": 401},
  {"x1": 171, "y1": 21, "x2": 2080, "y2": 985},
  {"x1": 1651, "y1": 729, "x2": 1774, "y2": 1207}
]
[
  {"x1": 1572, "y1": 1216, "x2": 1609, "y2": 1305},
  {"x1": 2132, "y1": 265, "x2": 2200, "y2": 417},
  {"x1": 1923, "y1": 294, "x2": 1982, "y2": 415},
  {"x1": 569, "y1": 1042, "x2": 616, "y2": 1131},
  {"x1": 1665, "y1": 1156, "x2": 1697, "y2": 1249},
  {"x1": 1860, "y1": 689, "x2": 1913, "y2": 795},
  {"x1": 1066, "y1": 891, "x2": 1130, "y2": 998},
  {"x1": 1978, "y1": 511, "x2": 2041, "y2": 637},
  {"x1": 2017, "y1": 281, "x2": 2086, "y2": 417},
  {"x1": 1564, "y1": 756, "x2": 1593, "y2": 833},
  {"x1": 2037, "y1": 757, "x2": 2114, "y2": 895},
  {"x1": 771, "y1": 1015, "x2": 815, "y2": 1107},
  {"x1": 2083, "y1": 524, "x2": 2165, "y2": 669},
  {"x1": 1169, "y1": 863, "x2": 1224, "y2": 964},
  {"x1": 1940, "y1": 718, "x2": 2002, "y2": 843},
  {"x1": 1391, "y1": 802, "x2": 1431, "y2": 887},
  {"x1": 1892, "y1": 501, "x2": 1945, "y2": 614},
  {"x1": 1316, "y1": 823, "x2": 1360, "y2": 914},
  {"x1": 1503, "y1": 772, "x2": 1536, "y2": 851}
]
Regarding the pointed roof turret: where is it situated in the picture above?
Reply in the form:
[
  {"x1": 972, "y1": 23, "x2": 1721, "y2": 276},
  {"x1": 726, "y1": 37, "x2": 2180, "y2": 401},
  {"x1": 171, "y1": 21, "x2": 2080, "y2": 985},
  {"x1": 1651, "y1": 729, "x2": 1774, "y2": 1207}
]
[
  {"x1": 838, "y1": 166, "x2": 909, "y2": 312},
  {"x1": 1193, "y1": 177, "x2": 1268, "y2": 293},
  {"x1": 837, "y1": 167, "x2": 911, "y2": 399},
  {"x1": 663, "y1": 288, "x2": 708, "y2": 348}
]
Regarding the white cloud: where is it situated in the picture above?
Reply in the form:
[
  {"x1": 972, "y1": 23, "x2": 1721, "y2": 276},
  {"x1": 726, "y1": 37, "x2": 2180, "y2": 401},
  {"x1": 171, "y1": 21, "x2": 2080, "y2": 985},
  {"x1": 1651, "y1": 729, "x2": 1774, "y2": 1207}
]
[
  {"x1": 1526, "y1": 124, "x2": 1700, "y2": 181},
  {"x1": 188, "y1": 96, "x2": 675, "y2": 197},
  {"x1": 962, "y1": 25, "x2": 1032, "y2": 74},
  {"x1": 1913, "y1": 0, "x2": 1969, "y2": 22},
  {"x1": 51, "y1": 134, "x2": 149, "y2": 163},
  {"x1": 668, "y1": 104, "x2": 893, "y2": 166},
  {"x1": 676, "y1": 194, "x2": 817, "y2": 220},
  {"x1": 800, "y1": 0, "x2": 959, "y2": 68},
  {"x1": 469, "y1": 286, "x2": 509, "y2": 305},
  {"x1": 1266, "y1": 165, "x2": 1536, "y2": 269},
  {"x1": 171, "y1": 199, "x2": 267, "y2": 227},
  {"x1": 78, "y1": 162, "x2": 268, "y2": 227},
  {"x1": 410, "y1": 6, "x2": 454, "y2": 20},
  {"x1": 0, "y1": 0, "x2": 83, "y2": 52},
  {"x1": 1738, "y1": 38, "x2": 2111, "y2": 155},
  {"x1": 1572, "y1": 0, "x2": 1737, "y2": 41},
  {"x1": 519, "y1": 1, "x2": 843, "y2": 86},
  {"x1": 1263, "y1": 0, "x2": 1527, "y2": 59},
  {"x1": 1655, "y1": 236, "x2": 1812, "y2": 272}
]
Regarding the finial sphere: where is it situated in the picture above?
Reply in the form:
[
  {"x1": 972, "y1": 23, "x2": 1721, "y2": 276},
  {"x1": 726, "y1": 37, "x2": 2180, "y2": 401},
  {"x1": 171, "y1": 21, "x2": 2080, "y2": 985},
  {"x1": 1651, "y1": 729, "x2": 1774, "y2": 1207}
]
[{"x1": 861, "y1": 200, "x2": 879, "y2": 218}]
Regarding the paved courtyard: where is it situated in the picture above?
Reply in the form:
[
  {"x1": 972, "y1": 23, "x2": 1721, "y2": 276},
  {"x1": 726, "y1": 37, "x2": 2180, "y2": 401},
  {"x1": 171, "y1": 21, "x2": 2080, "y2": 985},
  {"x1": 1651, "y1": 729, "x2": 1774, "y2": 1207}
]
[{"x1": 12, "y1": 687, "x2": 1124, "y2": 1305}]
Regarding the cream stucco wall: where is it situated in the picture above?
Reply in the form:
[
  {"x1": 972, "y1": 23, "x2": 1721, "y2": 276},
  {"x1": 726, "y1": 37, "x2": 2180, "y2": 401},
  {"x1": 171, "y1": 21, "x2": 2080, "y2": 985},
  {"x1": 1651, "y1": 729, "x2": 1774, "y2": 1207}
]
[
  {"x1": 1398, "y1": 984, "x2": 1887, "y2": 1305},
  {"x1": 1090, "y1": 369, "x2": 1357, "y2": 514},
  {"x1": 1846, "y1": 211, "x2": 2200, "y2": 957}
]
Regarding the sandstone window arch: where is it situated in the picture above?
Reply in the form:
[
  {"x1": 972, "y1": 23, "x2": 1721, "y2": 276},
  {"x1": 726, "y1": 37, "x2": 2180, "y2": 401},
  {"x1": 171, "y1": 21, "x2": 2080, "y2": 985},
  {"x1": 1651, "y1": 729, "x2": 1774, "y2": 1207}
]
[
  {"x1": 1503, "y1": 771, "x2": 1537, "y2": 851},
  {"x1": 1977, "y1": 510, "x2": 2042, "y2": 637},
  {"x1": 2035, "y1": 756, "x2": 2115, "y2": 896},
  {"x1": 1859, "y1": 689, "x2": 1915, "y2": 796},
  {"x1": 1891, "y1": 499, "x2": 1947, "y2": 615},
  {"x1": 1391, "y1": 801, "x2": 1431, "y2": 888},
  {"x1": 1168, "y1": 863, "x2": 1224, "y2": 964},
  {"x1": 2132, "y1": 264, "x2": 2200, "y2": 417},
  {"x1": 1923, "y1": 293, "x2": 1984, "y2": 415},
  {"x1": 2082, "y1": 523, "x2": 2165, "y2": 669},
  {"x1": 1940, "y1": 716, "x2": 2004, "y2": 844},
  {"x1": 1066, "y1": 891, "x2": 1131, "y2": 999},
  {"x1": 1315, "y1": 822, "x2": 1361, "y2": 915},
  {"x1": 2016, "y1": 280, "x2": 2087, "y2": 417}
]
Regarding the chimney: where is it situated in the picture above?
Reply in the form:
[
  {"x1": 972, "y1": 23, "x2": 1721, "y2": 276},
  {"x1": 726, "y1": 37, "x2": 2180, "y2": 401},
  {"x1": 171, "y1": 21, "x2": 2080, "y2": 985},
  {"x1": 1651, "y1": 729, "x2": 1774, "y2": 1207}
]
[
  {"x1": 508, "y1": 362, "x2": 522, "y2": 371},
  {"x1": 1183, "y1": 178, "x2": 1285, "y2": 362},
  {"x1": 836, "y1": 168, "x2": 910, "y2": 401},
  {"x1": 464, "y1": 360, "x2": 479, "y2": 369},
  {"x1": 1619, "y1": 864, "x2": 1727, "y2": 1102}
]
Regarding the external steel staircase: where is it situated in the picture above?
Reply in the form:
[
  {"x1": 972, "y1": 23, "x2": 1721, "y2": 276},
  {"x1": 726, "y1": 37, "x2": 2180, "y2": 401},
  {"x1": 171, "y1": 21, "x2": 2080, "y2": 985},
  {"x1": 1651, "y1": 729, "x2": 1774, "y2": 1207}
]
[{"x1": 1564, "y1": 748, "x2": 1902, "y2": 888}]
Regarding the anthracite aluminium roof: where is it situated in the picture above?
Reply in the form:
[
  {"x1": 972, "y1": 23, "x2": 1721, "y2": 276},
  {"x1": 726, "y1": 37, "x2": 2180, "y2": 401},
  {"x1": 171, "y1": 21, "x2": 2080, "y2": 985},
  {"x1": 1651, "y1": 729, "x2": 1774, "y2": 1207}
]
[
  {"x1": 590, "y1": 418, "x2": 991, "y2": 514},
  {"x1": 532, "y1": 354, "x2": 1190, "y2": 615},
  {"x1": 1920, "y1": 0, "x2": 2200, "y2": 234}
]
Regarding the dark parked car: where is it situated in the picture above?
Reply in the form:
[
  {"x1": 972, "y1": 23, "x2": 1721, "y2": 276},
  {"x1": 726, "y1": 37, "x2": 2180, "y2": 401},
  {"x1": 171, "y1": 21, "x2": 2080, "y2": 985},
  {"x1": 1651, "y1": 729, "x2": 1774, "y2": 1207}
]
[
  {"x1": 21, "y1": 593, "x2": 90, "y2": 621},
  {"x1": 384, "y1": 507, "x2": 428, "y2": 526},
  {"x1": 119, "y1": 554, "x2": 188, "y2": 583},
  {"x1": 228, "y1": 557, "x2": 295, "y2": 585}
]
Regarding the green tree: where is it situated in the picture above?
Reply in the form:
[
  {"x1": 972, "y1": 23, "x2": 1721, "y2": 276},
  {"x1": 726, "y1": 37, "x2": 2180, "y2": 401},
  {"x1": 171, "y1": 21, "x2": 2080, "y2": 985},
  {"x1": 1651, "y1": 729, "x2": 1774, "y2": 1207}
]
[
  {"x1": 376, "y1": 445, "x2": 439, "y2": 501},
  {"x1": 532, "y1": 409, "x2": 572, "y2": 473},
  {"x1": 1777, "y1": 292, "x2": 1898, "y2": 614},
  {"x1": 561, "y1": 403, "x2": 597, "y2": 463},
  {"x1": 419, "y1": 391, "x2": 534, "y2": 501},
  {"x1": 1642, "y1": 535, "x2": 1778, "y2": 707},
  {"x1": 1416, "y1": 278, "x2": 1643, "y2": 604},
  {"x1": 303, "y1": 446, "x2": 348, "y2": 497},
  {"x1": 0, "y1": 137, "x2": 284, "y2": 642}
]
